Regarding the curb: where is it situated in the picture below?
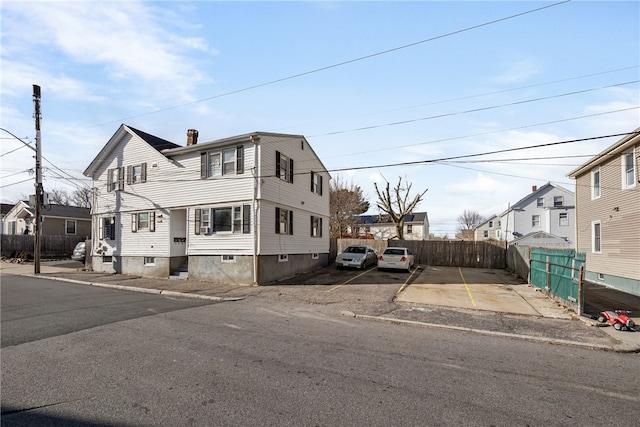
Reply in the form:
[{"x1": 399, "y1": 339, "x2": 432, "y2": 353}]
[
  {"x1": 11, "y1": 273, "x2": 242, "y2": 302},
  {"x1": 349, "y1": 313, "x2": 615, "y2": 351}
]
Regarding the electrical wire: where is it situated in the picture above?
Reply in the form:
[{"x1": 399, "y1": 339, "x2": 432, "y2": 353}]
[{"x1": 90, "y1": 0, "x2": 571, "y2": 127}]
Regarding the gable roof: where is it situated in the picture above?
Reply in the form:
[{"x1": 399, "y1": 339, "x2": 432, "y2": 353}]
[
  {"x1": 1, "y1": 203, "x2": 14, "y2": 216},
  {"x1": 355, "y1": 212, "x2": 428, "y2": 225},
  {"x1": 567, "y1": 127, "x2": 640, "y2": 178},
  {"x1": 43, "y1": 204, "x2": 91, "y2": 220},
  {"x1": 84, "y1": 124, "x2": 180, "y2": 177},
  {"x1": 499, "y1": 182, "x2": 574, "y2": 215}
]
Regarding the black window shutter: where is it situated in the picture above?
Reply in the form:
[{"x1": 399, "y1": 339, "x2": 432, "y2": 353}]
[
  {"x1": 310, "y1": 216, "x2": 313, "y2": 237},
  {"x1": 319, "y1": 218, "x2": 322, "y2": 237},
  {"x1": 150, "y1": 212, "x2": 156, "y2": 232},
  {"x1": 289, "y1": 159, "x2": 294, "y2": 183},
  {"x1": 118, "y1": 167, "x2": 125, "y2": 191},
  {"x1": 243, "y1": 204, "x2": 251, "y2": 234},
  {"x1": 275, "y1": 207, "x2": 280, "y2": 234},
  {"x1": 236, "y1": 145, "x2": 244, "y2": 174},
  {"x1": 310, "y1": 172, "x2": 315, "y2": 192},
  {"x1": 275, "y1": 151, "x2": 281, "y2": 177},
  {"x1": 141, "y1": 163, "x2": 147, "y2": 183},
  {"x1": 318, "y1": 175, "x2": 323, "y2": 195},
  {"x1": 195, "y1": 208, "x2": 201, "y2": 235},
  {"x1": 200, "y1": 153, "x2": 207, "y2": 179},
  {"x1": 126, "y1": 165, "x2": 133, "y2": 185},
  {"x1": 289, "y1": 211, "x2": 293, "y2": 235},
  {"x1": 107, "y1": 169, "x2": 113, "y2": 192}
]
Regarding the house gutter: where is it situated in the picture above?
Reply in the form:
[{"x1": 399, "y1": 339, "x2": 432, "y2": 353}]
[{"x1": 251, "y1": 135, "x2": 260, "y2": 285}]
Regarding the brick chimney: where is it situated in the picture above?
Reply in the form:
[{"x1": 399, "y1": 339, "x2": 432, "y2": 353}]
[
  {"x1": 187, "y1": 129, "x2": 199, "y2": 146},
  {"x1": 532, "y1": 185, "x2": 537, "y2": 192}
]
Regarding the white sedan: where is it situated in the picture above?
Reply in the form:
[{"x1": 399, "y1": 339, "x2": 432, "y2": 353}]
[{"x1": 377, "y1": 247, "x2": 415, "y2": 272}]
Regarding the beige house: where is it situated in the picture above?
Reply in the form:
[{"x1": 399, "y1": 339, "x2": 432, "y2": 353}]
[
  {"x1": 2, "y1": 201, "x2": 90, "y2": 237},
  {"x1": 567, "y1": 128, "x2": 640, "y2": 296},
  {"x1": 474, "y1": 214, "x2": 501, "y2": 241}
]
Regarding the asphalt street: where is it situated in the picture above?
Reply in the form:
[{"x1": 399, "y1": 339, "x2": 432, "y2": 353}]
[{"x1": 2, "y1": 275, "x2": 639, "y2": 426}]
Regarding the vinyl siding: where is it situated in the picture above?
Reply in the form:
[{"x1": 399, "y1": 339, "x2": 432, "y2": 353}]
[{"x1": 575, "y1": 148, "x2": 640, "y2": 281}]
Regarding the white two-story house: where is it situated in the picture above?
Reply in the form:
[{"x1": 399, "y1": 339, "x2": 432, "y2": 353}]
[
  {"x1": 474, "y1": 214, "x2": 501, "y2": 241},
  {"x1": 83, "y1": 125, "x2": 330, "y2": 285},
  {"x1": 353, "y1": 212, "x2": 430, "y2": 240},
  {"x1": 499, "y1": 183, "x2": 576, "y2": 247},
  {"x1": 568, "y1": 128, "x2": 639, "y2": 296}
]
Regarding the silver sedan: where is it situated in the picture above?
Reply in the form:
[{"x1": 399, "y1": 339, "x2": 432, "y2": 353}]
[{"x1": 335, "y1": 245, "x2": 378, "y2": 269}]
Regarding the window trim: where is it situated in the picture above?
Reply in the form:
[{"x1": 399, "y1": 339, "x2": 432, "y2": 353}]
[
  {"x1": 559, "y1": 212, "x2": 569, "y2": 227},
  {"x1": 221, "y1": 255, "x2": 236, "y2": 263},
  {"x1": 65, "y1": 219, "x2": 77, "y2": 235},
  {"x1": 100, "y1": 216, "x2": 116, "y2": 240},
  {"x1": 200, "y1": 146, "x2": 244, "y2": 179},
  {"x1": 532, "y1": 214, "x2": 540, "y2": 228},
  {"x1": 276, "y1": 151, "x2": 294, "y2": 183},
  {"x1": 194, "y1": 205, "x2": 251, "y2": 235},
  {"x1": 310, "y1": 215, "x2": 322, "y2": 237},
  {"x1": 107, "y1": 167, "x2": 125, "y2": 192},
  {"x1": 592, "y1": 220, "x2": 601, "y2": 254},
  {"x1": 275, "y1": 207, "x2": 293, "y2": 235},
  {"x1": 622, "y1": 149, "x2": 637, "y2": 189},
  {"x1": 311, "y1": 171, "x2": 323, "y2": 195},
  {"x1": 131, "y1": 211, "x2": 155, "y2": 233},
  {"x1": 144, "y1": 256, "x2": 155, "y2": 266},
  {"x1": 279, "y1": 254, "x2": 289, "y2": 262},
  {"x1": 536, "y1": 197, "x2": 543, "y2": 208}
]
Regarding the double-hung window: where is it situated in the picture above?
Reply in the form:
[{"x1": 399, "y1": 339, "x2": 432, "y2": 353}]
[
  {"x1": 100, "y1": 216, "x2": 116, "y2": 240},
  {"x1": 276, "y1": 207, "x2": 293, "y2": 235},
  {"x1": 536, "y1": 197, "x2": 544, "y2": 207},
  {"x1": 591, "y1": 168, "x2": 601, "y2": 199},
  {"x1": 131, "y1": 212, "x2": 155, "y2": 232},
  {"x1": 553, "y1": 196, "x2": 564, "y2": 207},
  {"x1": 276, "y1": 151, "x2": 294, "y2": 183},
  {"x1": 559, "y1": 212, "x2": 569, "y2": 226},
  {"x1": 107, "y1": 167, "x2": 125, "y2": 192},
  {"x1": 201, "y1": 146, "x2": 244, "y2": 178},
  {"x1": 195, "y1": 205, "x2": 251, "y2": 235},
  {"x1": 622, "y1": 150, "x2": 636, "y2": 189},
  {"x1": 65, "y1": 220, "x2": 77, "y2": 235},
  {"x1": 310, "y1": 216, "x2": 322, "y2": 237},
  {"x1": 532, "y1": 215, "x2": 540, "y2": 227},
  {"x1": 127, "y1": 163, "x2": 147, "y2": 184},
  {"x1": 592, "y1": 220, "x2": 601, "y2": 253},
  {"x1": 311, "y1": 171, "x2": 323, "y2": 195}
]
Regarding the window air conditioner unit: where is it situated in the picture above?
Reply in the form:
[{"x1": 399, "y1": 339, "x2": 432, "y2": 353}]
[{"x1": 201, "y1": 227, "x2": 210, "y2": 234}]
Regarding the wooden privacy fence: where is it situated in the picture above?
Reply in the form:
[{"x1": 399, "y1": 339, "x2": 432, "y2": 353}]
[
  {"x1": 1, "y1": 235, "x2": 84, "y2": 258},
  {"x1": 331, "y1": 239, "x2": 506, "y2": 269}
]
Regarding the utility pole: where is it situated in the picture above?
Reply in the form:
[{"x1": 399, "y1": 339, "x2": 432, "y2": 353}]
[{"x1": 33, "y1": 84, "x2": 43, "y2": 274}]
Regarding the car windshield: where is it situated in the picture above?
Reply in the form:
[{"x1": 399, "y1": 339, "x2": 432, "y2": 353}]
[
  {"x1": 344, "y1": 246, "x2": 366, "y2": 254},
  {"x1": 383, "y1": 248, "x2": 405, "y2": 256}
]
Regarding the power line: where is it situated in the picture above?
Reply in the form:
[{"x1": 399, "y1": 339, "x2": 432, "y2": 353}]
[
  {"x1": 90, "y1": 0, "x2": 571, "y2": 127},
  {"x1": 312, "y1": 81, "x2": 639, "y2": 137}
]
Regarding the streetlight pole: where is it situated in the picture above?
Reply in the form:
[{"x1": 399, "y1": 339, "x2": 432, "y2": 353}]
[{"x1": 33, "y1": 85, "x2": 43, "y2": 274}]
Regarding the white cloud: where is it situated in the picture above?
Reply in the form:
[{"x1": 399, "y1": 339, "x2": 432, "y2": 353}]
[{"x1": 491, "y1": 59, "x2": 541, "y2": 84}]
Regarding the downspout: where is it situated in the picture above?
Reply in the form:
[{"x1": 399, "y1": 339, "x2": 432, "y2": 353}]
[{"x1": 251, "y1": 135, "x2": 260, "y2": 285}]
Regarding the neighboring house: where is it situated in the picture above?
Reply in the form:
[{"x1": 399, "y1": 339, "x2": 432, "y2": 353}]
[
  {"x1": 353, "y1": 212, "x2": 429, "y2": 240},
  {"x1": 567, "y1": 128, "x2": 640, "y2": 296},
  {"x1": 499, "y1": 183, "x2": 575, "y2": 247},
  {"x1": 1, "y1": 200, "x2": 90, "y2": 237},
  {"x1": 1, "y1": 203, "x2": 15, "y2": 234},
  {"x1": 83, "y1": 125, "x2": 330, "y2": 285},
  {"x1": 474, "y1": 214, "x2": 502, "y2": 241}
]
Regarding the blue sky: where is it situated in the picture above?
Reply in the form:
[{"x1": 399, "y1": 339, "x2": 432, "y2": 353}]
[{"x1": 1, "y1": 1, "x2": 638, "y2": 236}]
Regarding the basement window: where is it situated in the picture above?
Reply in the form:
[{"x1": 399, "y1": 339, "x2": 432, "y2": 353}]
[
  {"x1": 144, "y1": 257, "x2": 155, "y2": 266},
  {"x1": 221, "y1": 255, "x2": 236, "y2": 263},
  {"x1": 279, "y1": 254, "x2": 289, "y2": 262}
]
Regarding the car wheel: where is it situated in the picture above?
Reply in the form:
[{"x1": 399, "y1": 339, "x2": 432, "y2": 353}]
[
  {"x1": 597, "y1": 315, "x2": 606, "y2": 323},
  {"x1": 613, "y1": 322, "x2": 623, "y2": 330}
]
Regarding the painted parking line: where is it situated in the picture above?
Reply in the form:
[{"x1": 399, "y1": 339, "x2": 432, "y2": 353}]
[
  {"x1": 458, "y1": 267, "x2": 477, "y2": 307},
  {"x1": 396, "y1": 266, "x2": 420, "y2": 295},
  {"x1": 327, "y1": 267, "x2": 376, "y2": 292}
]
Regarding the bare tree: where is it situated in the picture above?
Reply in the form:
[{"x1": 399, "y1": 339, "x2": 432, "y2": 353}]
[
  {"x1": 48, "y1": 188, "x2": 70, "y2": 205},
  {"x1": 70, "y1": 187, "x2": 92, "y2": 208},
  {"x1": 330, "y1": 175, "x2": 370, "y2": 238},
  {"x1": 456, "y1": 209, "x2": 483, "y2": 240},
  {"x1": 374, "y1": 176, "x2": 428, "y2": 240}
]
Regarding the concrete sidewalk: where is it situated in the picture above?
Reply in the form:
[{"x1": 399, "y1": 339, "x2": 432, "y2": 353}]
[{"x1": 2, "y1": 260, "x2": 638, "y2": 352}]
